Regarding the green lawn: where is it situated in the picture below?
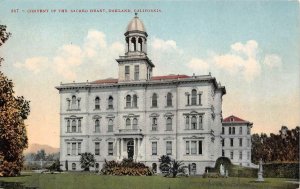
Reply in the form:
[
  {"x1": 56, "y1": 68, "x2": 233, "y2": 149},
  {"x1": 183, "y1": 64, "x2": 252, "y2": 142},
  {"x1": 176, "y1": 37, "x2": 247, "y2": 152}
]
[{"x1": 0, "y1": 172, "x2": 298, "y2": 189}]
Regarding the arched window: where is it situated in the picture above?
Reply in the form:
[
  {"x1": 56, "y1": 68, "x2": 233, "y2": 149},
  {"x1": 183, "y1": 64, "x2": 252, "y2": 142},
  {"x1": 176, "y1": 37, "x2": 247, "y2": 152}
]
[
  {"x1": 152, "y1": 117, "x2": 157, "y2": 131},
  {"x1": 152, "y1": 93, "x2": 158, "y2": 107},
  {"x1": 108, "y1": 96, "x2": 113, "y2": 109},
  {"x1": 95, "y1": 97, "x2": 100, "y2": 109},
  {"x1": 108, "y1": 119, "x2": 113, "y2": 132},
  {"x1": 132, "y1": 94, "x2": 137, "y2": 108},
  {"x1": 239, "y1": 127, "x2": 243, "y2": 135},
  {"x1": 67, "y1": 120, "x2": 70, "y2": 132},
  {"x1": 132, "y1": 118, "x2": 138, "y2": 129},
  {"x1": 229, "y1": 127, "x2": 232, "y2": 135},
  {"x1": 71, "y1": 95, "x2": 76, "y2": 109},
  {"x1": 71, "y1": 120, "x2": 76, "y2": 132},
  {"x1": 131, "y1": 37, "x2": 136, "y2": 51},
  {"x1": 95, "y1": 119, "x2": 100, "y2": 133},
  {"x1": 191, "y1": 163, "x2": 196, "y2": 175},
  {"x1": 166, "y1": 117, "x2": 172, "y2": 131},
  {"x1": 191, "y1": 116, "x2": 197, "y2": 130},
  {"x1": 126, "y1": 118, "x2": 131, "y2": 129},
  {"x1": 191, "y1": 89, "x2": 197, "y2": 105},
  {"x1": 152, "y1": 163, "x2": 157, "y2": 173},
  {"x1": 167, "y1": 93, "x2": 172, "y2": 107},
  {"x1": 185, "y1": 116, "x2": 189, "y2": 129},
  {"x1": 232, "y1": 127, "x2": 236, "y2": 134},
  {"x1": 72, "y1": 163, "x2": 76, "y2": 170},
  {"x1": 138, "y1": 37, "x2": 143, "y2": 51},
  {"x1": 95, "y1": 163, "x2": 99, "y2": 172},
  {"x1": 78, "y1": 120, "x2": 81, "y2": 132},
  {"x1": 126, "y1": 95, "x2": 131, "y2": 108}
]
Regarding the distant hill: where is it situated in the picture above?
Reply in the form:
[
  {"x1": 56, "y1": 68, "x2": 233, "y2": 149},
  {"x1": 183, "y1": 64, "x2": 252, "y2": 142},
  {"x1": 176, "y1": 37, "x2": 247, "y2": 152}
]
[{"x1": 24, "y1": 143, "x2": 59, "y2": 154}]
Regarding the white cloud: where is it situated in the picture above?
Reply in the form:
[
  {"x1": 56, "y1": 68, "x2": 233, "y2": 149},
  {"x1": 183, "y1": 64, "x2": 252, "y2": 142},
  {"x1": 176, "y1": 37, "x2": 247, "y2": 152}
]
[
  {"x1": 263, "y1": 54, "x2": 282, "y2": 68},
  {"x1": 187, "y1": 58, "x2": 210, "y2": 74},
  {"x1": 213, "y1": 40, "x2": 261, "y2": 81},
  {"x1": 151, "y1": 37, "x2": 181, "y2": 53},
  {"x1": 14, "y1": 57, "x2": 49, "y2": 74}
]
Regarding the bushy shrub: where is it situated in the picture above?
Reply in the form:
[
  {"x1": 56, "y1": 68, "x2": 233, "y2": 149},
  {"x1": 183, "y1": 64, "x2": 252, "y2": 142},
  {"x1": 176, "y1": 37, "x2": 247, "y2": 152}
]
[
  {"x1": 101, "y1": 159, "x2": 152, "y2": 176},
  {"x1": 263, "y1": 162, "x2": 299, "y2": 179}
]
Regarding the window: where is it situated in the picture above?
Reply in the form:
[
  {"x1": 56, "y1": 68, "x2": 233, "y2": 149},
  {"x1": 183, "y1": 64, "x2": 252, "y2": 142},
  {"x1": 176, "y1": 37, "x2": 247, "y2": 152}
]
[
  {"x1": 152, "y1": 142, "x2": 157, "y2": 155},
  {"x1": 125, "y1": 66, "x2": 130, "y2": 80},
  {"x1": 152, "y1": 117, "x2": 157, "y2": 131},
  {"x1": 166, "y1": 117, "x2": 172, "y2": 131},
  {"x1": 166, "y1": 93, "x2": 172, "y2": 106},
  {"x1": 134, "y1": 65, "x2": 139, "y2": 80},
  {"x1": 230, "y1": 151, "x2": 234, "y2": 160},
  {"x1": 67, "y1": 99, "x2": 70, "y2": 109},
  {"x1": 152, "y1": 93, "x2": 158, "y2": 107},
  {"x1": 191, "y1": 89, "x2": 197, "y2": 105},
  {"x1": 229, "y1": 127, "x2": 232, "y2": 135},
  {"x1": 71, "y1": 143, "x2": 76, "y2": 155},
  {"x1": 126, "y1": 95, "x2": 131, "y2": 108},
  {"x1": 108, "y1": 96, "x2": 113, "y2": 109},
  {"x1": 67, "y1": 120, "x2": 70, "y2": 132},
  {"x1": 232, "y1": 127, "x2": 236, "y2": 134},
  {"x1": 71, "y1": 120, "x2": 76, "y2": 132},
  {"x1": 247, "y1": 139, "x2": 250, "y2": 147},
  {"x1": 67, "y1": 143, "x2": 70, "y2": 155},
  {"x1": 132, "y1": 94, "x2": 137, "y2": 108},
  {"x1": 186, "y1": 141, "x2": 190, "y2": 155},
  {"x1": 199, "y1": 116, "x2": 203, "y2": 129},
  {"x1": 197, "y1": 141, "x2": 202, "y2": 155},
  {"x1": 108, "y1": 119, "x2": 113, "y2": 132},
  {"x1": 239, "y1": 127, "x2": 242, "y2": 135},
  {"x1": 247, "y1": 127, "x2": 250, "y2": 134},
  {"x1": 95, "y1": 142, "x2": 100, "y2": 155},
  {"x1": 132, "y1": 118, "x2": 138, "y2": 129},
  {"x1": 230, "y1": 138, "x2": 234, "y2": 147},
  {"x1": 222, "y1": 150, "x2": 225, "y2": 156},
  {"x1": 191, "y1": 163, "x2": 196, "y2": 175},
  {"x1": 78, "y1": 120, "x2": 81, "y2": 132},
  {"x1": 78, "y1": 142, "x2": 81, "y2": 155},
  {"x1": 166, "y1": 141, "x2": 172, "y2": 155},
  {"x1": 191, "y1": 116, "x2": 197, "y2": 130},
  {"x1": 239, "y1": 138, "x2": 243, "y2": 147},
  {"x1": 72, "y1": 163, "x2": 76, "y2": 170},
  {"x1": 185, "y1": 116, "x2": 189, "y2": 129},
  {"x1": 198, "y1": 94, "x2": 202, "y2": 105},
  {"x1": 152, "y1": 163, "x2": 157, "y2": 173},
  {"x1": 71, "y1": 95, "x2": 76, "y2": 109},
  {"x1": 95, "y1": 97, "x2": 100, "y2": 109},
  {"x1": 191, "y1": 141, "x2": 197, "y2": 154},
  {"x1": 222, "y1": 139, "x2": 225, "y2": 147},
  {"x1": 77, "y1": 99, "x2": 81, "y2": 109},
  {"x1": 239, "y1": 151, "x2": 243, "y2": 160},
  {"x1": 95, "y1": 119, "x2": 100, "y2": 133},
  {"x1": 126, "y1": 118, "x2": 131, "y2": 129},
  {"x1": 108, "y1": 142, "x2": 113, "y2": 156},
  {"x1": 222, "y1": 127, "x2": 224, "y2": 134},
  {"x1": 247, "y1": 151, "x2": 250, "y2": 160},
  {"x1": 186, "y1": 94, "x2": 190, "y2": 105}
]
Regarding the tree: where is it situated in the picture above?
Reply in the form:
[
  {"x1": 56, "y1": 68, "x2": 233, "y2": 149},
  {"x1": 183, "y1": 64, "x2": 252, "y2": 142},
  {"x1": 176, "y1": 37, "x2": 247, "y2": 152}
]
[
  {"x1": 80, "y1": 152, "x2": 95, "y2": 171},
  {"x1": 0, "y1": 25, "x2": 30, "y2": 176},
  {"x1": 158, "y1": 155, "x2": 171, "y2": 173}
]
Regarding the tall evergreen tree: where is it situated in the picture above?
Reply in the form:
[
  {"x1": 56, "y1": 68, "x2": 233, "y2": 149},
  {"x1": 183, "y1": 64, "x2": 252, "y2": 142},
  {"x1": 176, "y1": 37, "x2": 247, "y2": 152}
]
[{"x1": 0, "y1": 25, "x2": 30, "y2": 176}]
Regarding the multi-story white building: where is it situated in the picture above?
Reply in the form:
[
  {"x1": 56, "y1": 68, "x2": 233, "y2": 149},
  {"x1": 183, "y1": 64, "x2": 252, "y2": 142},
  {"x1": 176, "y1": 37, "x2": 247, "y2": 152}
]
[
  {"x1": 221, "y1": 115, "x2": 253, "y2": 167},
  {"x1": 56, "y1": 14, "x2": 252, "y2": 174}
]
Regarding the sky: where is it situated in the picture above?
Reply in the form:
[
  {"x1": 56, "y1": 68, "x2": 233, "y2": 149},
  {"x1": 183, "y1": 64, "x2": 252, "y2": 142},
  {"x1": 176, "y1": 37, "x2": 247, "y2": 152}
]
[{"x1": 0, "y1": 1, "x2": 299, "y2": 148}]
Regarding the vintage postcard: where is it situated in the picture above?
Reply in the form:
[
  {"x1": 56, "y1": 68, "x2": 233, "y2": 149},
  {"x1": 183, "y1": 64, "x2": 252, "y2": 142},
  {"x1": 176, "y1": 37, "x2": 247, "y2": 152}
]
[{"x1": 0, "y1": 0, "x2": 299, "y2": 188}]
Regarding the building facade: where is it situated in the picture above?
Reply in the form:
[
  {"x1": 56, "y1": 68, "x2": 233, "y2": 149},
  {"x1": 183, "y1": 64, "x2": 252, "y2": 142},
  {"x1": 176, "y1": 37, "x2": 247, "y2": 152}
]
[
  {"x1": 56, "y1": 14, "x2": 252, "y2": 174},
  {"x1": 221, "y1": 115, "x2": 253, "y2": 167}
]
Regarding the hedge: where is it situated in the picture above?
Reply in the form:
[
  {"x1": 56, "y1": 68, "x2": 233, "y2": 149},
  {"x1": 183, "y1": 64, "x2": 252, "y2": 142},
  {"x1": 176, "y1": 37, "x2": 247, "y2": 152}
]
[{"x1": 263, "y1": 162, "x2": 299, "y2": 179}]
